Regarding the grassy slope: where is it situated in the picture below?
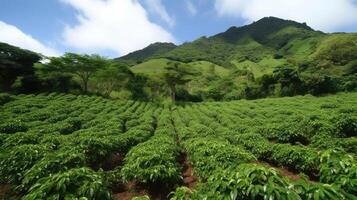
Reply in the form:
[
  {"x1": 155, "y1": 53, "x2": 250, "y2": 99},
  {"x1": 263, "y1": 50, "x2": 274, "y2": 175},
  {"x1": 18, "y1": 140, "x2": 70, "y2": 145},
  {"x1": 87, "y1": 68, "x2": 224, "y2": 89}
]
[{"x1": 131, "y1": 58, "x2": 230, "y2": 77}]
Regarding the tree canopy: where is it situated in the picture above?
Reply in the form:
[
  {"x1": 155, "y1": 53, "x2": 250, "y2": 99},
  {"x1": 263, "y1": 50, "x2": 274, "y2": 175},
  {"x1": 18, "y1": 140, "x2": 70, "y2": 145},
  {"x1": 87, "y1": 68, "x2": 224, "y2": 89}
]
[{"x1": 0, "y1": 42, "x2": 41, "y2": 91}]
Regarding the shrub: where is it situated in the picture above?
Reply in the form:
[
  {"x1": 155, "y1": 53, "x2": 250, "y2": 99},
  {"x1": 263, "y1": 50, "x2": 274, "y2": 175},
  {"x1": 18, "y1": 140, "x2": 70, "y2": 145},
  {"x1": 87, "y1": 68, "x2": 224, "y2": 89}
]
[
  {"x1": 270, "y1": 144, "x2": 319, "y2": 176},
  {"x1": 293, "y1": 180, "x2": 348, "y2": 200},
  {"x1": 22, "y1": 168, "x2": 112, "y2": 200},
  {"x1": 2, "y1": 131, "x2": 40, "y2": 148},
  {"x1": 0, "y1": 93, "x2": 14, "y2": 105},
  {"x1": 0, "y1": 120, "x2": 28, "y2": 134},
  {"x1": 333, "y1": 114, "x2": 357, "y2": 137},
  {"x1": 121, "y1": 135, "x2": 181, "y2": 183},
  {"x1": 21, "y1": 150, "x2": 86, "y2": 190},
  {"x1": 195, "y1": 164, "x2": 300, "y2": 200},
  {"x1": 0, "y1": 144, "x2": 49, "y2": 184},
  {"x1": 183, "y1": 138, "x2": 256, "y2": 178},
  {"x1": 319, "y1": 149, "x2": 357, "y2": 195},
  {"x1": 79, "y1": 137, "x2": 113, "y2": 166}
]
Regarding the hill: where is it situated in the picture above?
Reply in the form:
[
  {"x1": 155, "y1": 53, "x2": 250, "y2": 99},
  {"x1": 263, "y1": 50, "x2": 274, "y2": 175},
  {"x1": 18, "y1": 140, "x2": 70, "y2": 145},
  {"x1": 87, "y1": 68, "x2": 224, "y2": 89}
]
[
  {"x1": 131, "y1": 58, "x2": 229, "y2": 77},
  {"x1": 120, "y1": 17, "x2": 356, "y2": 78},
  {"x1": 115, "y1": 17, "x2": 356, "y2": 101},
  {"x1": 115, "y1": 42, "x2": 177, "y2": 65}
]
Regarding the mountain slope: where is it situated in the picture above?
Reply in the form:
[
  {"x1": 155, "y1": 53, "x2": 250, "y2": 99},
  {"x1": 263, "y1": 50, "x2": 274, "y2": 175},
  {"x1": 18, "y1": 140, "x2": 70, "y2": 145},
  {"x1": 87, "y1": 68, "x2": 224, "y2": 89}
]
[
  {"x1": 158, "y1": 17, "x2": 323, "y2": 68},
  {"x1": 117, "y1": 16, "x2": 357, "y2": 81},
  {"x1": 115, "y1": 42, "x2": 177, "y2": 65}
]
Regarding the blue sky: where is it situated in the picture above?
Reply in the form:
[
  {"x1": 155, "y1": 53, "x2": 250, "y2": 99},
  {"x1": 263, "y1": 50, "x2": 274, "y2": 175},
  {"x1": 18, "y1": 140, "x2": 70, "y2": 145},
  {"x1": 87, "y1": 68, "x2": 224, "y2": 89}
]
[{"x1": 1, "y1": 0, "x2": 357, "y2": 58}]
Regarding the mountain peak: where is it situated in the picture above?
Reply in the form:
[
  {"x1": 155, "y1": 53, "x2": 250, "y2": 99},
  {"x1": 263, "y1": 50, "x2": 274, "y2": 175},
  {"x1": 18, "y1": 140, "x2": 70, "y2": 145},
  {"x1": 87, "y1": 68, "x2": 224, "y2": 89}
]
[
  {"x1": 215, "y1": 17, "x2": 314, "y2": 43},
  {"x1": 253, "y1": 16, "x2": 313, "y2": 30}
]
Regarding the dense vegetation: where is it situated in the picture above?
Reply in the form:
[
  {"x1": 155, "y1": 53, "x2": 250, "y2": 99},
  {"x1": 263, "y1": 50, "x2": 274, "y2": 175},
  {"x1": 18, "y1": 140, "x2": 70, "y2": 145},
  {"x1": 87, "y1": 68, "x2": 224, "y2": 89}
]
[
  {"x1": 1, "y1": 17, "x2": 356, "y2": 102},
  {"x1": 0, "y1": 92, "x2": 356, "y2": 199}
]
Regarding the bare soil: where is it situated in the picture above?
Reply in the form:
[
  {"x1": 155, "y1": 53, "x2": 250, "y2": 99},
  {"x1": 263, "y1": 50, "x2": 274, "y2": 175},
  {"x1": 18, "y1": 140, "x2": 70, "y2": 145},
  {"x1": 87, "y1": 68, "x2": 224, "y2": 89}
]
[
  {"x1": 0, "y1": 184, "x2": 18, "y2": 200},
  {"x1": 101, "y1": 152, "x2": 124, "y2": 171},
  {"x1": 112, "y1": 181, "x2": 172, "y2": 200},
  {"x1": 113, "y1": 181, "x2": 150, "y2": 200},
  {"x1": 180, "y1": 153, "x2": 197, "y2": 189}
]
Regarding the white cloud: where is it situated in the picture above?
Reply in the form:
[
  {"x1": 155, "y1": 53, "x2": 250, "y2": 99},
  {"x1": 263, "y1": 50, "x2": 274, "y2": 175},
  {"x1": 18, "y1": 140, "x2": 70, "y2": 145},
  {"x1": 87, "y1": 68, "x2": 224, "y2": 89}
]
[
  {"x1": 214, "y1": 0, "x2": 357, "y2": 32},
  {"x1": 186, "y1": 1, "x2": 197, "y2": 16},
  {"x1": 0, "y1": 21, "x2": 59, "y2": 56},
  {"x1": 60, "y1": 0, "x2": 175, "y2": 56},
  {"x1": 143, "y1": 0, "x2": 175, "y2": 27}
]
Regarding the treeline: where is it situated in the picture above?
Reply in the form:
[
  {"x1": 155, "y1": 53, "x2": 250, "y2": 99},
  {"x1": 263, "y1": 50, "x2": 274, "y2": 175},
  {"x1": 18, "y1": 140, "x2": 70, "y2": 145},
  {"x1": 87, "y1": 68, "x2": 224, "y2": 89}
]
[
  {"x1": 0, "y1": 44, "x2": 138, "y2": 98},
  {"x1": 0, "y1": 42, "x2": 194, "y2": 102},
  {"x1": 193, "y1": 62, "x2": 357, "y2": 101}
]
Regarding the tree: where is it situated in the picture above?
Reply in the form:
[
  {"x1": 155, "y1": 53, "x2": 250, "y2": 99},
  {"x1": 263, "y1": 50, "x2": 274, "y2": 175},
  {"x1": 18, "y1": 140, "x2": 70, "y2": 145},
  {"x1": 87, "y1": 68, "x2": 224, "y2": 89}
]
[
  {"x1": 163, "y1": 62, "x2": 194, "y2": 102},
  {"x1": 126, "y1": 74, "x2": 148, "y2": 100},
  {"x1": 35, "y1": 63, "x2": 79, "y2": 93},
  {"x1": 0, "y1": 42, "x2": 41, "y2": 91},
  {"x1": 94, "y1": 62, "x2": 133, "y2": 96},
  {"x1": 273, "y1": 65, "x2": 303, "y2": 96},
  {"x1": 45, "y1": 53, "x2": 108, "y2": 93}
]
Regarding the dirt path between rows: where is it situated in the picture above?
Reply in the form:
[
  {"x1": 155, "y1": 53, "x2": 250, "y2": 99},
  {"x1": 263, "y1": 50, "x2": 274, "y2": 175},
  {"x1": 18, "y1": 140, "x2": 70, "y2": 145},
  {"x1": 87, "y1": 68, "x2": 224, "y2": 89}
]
[{"x1": 180, "y1": 153, "x2": 197, "y2": 189}]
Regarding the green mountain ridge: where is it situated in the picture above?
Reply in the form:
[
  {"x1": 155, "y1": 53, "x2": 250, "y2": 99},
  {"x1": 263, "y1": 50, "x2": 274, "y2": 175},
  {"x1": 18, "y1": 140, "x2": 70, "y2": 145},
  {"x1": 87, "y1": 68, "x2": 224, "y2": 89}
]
[
  {"x1": 118, "y1": 17, "x2": 356, "y2": 79},
  {"x1": 115, "y1": 42, "x2": 177, "y2": 65},
  {"x1": 116, "y1": 17, "x2": 323, "y2": 67}
]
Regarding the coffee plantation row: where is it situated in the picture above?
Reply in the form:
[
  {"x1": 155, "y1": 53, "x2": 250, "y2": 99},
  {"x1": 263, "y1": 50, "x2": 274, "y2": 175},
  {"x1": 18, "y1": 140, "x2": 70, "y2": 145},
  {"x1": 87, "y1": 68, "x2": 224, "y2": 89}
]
[{"x1": 0, "y1": 92, "x2": 356, "y2": 200}]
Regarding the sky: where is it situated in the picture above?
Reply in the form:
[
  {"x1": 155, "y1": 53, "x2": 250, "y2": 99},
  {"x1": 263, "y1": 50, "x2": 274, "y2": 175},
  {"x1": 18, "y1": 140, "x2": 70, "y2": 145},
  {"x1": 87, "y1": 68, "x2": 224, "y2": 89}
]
[{"x1": 1, "y1": 0, "x2": 357, "y2": 58}]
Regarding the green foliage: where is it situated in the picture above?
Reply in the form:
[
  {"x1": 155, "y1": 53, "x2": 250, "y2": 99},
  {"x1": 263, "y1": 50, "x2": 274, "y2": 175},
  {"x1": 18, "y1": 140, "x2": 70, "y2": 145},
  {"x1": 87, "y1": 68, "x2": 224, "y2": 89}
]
[
  {"x1": 0, "y1": 120, "x2": 28, "y2": 134},
  {"x1": 332, "y1": 114, "x2": 357, "y2": 137},
  {"x1": 44, "y1": 53, "x2": 109, "y2": 93},
  {"x1": 0, "y1": 93, "x2": 14, "y2": 105},
  {"x1": 194, "y1": 164, "x2": 301, "y2": 200},
  {"x1": 293, "y1": 180, "x2": 348, "y2": 200},
  {"x1": 20, "y1": 150, "x2": 86, "y2": 190},
  {"x1": 116, "y1": 42, "x2": 177, "y2": 66},
  {"x1": 0, "y1": 144, "x2": 49, "y2": 184},
  {"x1": 93, "y1": 62, "x2": 133, "y2": 96},
  {"x1": 0, "y1": 92, "x2": 356, "y2": 199},
  {"x1": 0, "y1": 42, "x2": 41, "y2": 91},
  {"x1": 270, "y1": 144, "x2": 319, "y2": 176},
  {"x1": 313, "y1": 34, "x2": 357, "y2": 66},
  {"x1": 121, "y1": 133, "x2": 181, "y2": 183},
  {"x1": 319, "y1": 149, "x2": 357, "y2": 195},
  {"x1": 22, "y1": 167, "x2": 112, "y2": 200},
  {"x1": 183, "y1": 139, "x2": 256, "y2": 178},
  {"x1": 163, "y1": 62, "x2": 196, "y2": 101},
  {"x1": 169, "y1": 187, "x2": 193, "y2": 200},
  {"x1": 2, "y1": 131, "x2": 40, "y2": 148}
]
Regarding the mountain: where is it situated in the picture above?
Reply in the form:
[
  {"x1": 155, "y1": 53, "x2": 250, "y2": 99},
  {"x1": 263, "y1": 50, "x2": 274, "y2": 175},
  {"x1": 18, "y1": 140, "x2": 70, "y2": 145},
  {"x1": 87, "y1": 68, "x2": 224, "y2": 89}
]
[
  {"x1": 120, "y1": 16, "x2": 356, "y2": 80},
  {"x1": 115, "y1": 42, "x2": 177, "y2": 65},
  {"x1": 116, "y1": 17, "x2": 324, "y2": 69},
  {"x1": 213, "y1": 16, "x2": 315, "y2": 44},
  {"x1": 160, "y1": 17, "x2": 323, "y2": 68}
]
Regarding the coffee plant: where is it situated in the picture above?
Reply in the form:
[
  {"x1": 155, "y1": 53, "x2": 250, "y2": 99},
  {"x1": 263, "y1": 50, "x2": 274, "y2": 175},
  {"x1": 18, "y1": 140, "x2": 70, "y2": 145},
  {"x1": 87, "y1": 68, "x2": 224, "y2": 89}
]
[{"x1": 0, "y1": 92, "x2": 356, "y2": 199}]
